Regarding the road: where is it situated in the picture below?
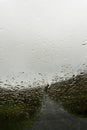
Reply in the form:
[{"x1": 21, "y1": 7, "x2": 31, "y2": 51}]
[{"x1": 30, "y1": 94, "x2": 87, "y2": 130}]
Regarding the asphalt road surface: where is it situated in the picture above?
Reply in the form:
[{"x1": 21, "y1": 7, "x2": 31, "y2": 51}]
[{"x1": 30, "y1": 94, "x2": 87, "y2": 130}]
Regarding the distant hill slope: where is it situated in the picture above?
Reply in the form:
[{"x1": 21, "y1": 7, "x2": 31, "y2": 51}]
[
  {"x1": 47, "y1": 72, "x2": 87, "y2": 97},
  {"x1": 46, "y1": 72, "x2": 87, "y2": 117}
]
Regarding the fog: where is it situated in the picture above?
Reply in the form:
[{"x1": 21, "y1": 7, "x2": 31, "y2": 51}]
[{"x1": 0, "y1": 0, "x2": 87, "y2": 82}]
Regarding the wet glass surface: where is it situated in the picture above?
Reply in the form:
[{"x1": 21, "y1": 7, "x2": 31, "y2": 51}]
[
  {"x1": 0, "y1": 0, "x2": 87, "y2": 130},
  {"x1": 0, "y1": 87, "x2": 43, "y2": 130}
]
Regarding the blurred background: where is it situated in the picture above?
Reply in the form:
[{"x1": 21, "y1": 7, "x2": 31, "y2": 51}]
[{"x1": 0, "y1": 0, "x2": 87, "y2": 85}]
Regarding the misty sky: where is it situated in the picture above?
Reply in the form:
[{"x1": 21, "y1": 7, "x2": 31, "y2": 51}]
[{"x1": 0, "y1": 0, "x2": 87, "y2": 81}]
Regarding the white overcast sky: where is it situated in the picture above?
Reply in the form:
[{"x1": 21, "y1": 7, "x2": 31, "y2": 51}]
[{"x1": 0, "y1": 0, "x2": 87, "y2": 80}]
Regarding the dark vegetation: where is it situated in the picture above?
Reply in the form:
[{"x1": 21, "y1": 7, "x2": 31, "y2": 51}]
[
  {"x1": 0, "y1": 72, "x2": 87, "y2": 130},
  {"x1": 0, "y1": 87, "x2": 44, "y2": 130},
  {"x1": 46, "y1": 72, "x2": 87, "y2": 117}
]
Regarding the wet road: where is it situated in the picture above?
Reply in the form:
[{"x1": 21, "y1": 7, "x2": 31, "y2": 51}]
[{"x1": 30, "y1": 94, "x2": 87, "y2": 130}]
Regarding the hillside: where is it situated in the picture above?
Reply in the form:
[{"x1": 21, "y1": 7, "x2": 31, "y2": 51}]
[{"x1": 46, "y1": 72, "x2": 87, "y2": 117}]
